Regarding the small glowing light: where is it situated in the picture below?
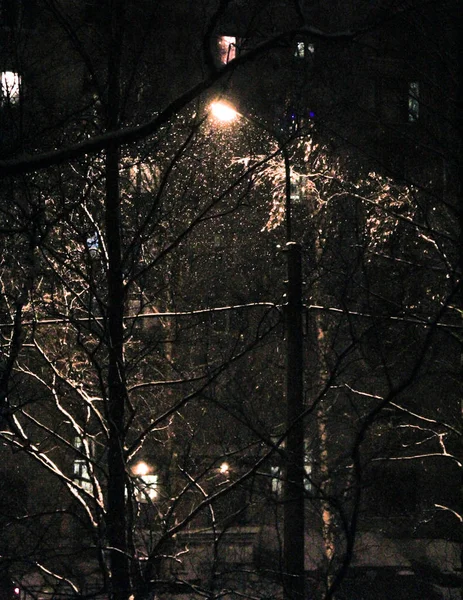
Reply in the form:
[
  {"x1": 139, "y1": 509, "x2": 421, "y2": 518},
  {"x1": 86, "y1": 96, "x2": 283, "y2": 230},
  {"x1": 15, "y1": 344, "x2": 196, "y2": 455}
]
[
  {"x1": 132, "y1": 461, "x2": 150, "y2": 476},
  {"x1": 209, "y1": 101, "x2": 239, "y2": 123},
  {"x1": 1, "y1": 71, "x2": 21, "y2": 102},
  {"x1": 219, "y1": 462, "x2": 230, "y2": 474},
  {"x1": 14, "y1": 588, "x2": 20, "y2": 595}
]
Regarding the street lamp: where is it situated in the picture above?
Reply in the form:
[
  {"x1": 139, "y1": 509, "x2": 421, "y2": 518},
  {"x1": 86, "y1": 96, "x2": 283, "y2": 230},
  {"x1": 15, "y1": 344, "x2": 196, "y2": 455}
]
[
  {"x1": 209, "y1": 101, "x2": 240, "y2": 123},
  {"x1": 210, "y1": 100, "x2": 306, "y2": 600},
  {"x1": 132, "y1": 461, "x2": 151, "y2": 476},
  {"x1": 219, "y1": 461, "x2": 230, "y2": 474}
]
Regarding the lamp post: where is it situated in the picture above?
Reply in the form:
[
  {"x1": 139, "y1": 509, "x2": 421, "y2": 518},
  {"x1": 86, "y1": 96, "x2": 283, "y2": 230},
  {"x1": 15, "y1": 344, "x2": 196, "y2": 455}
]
[
  {"x1": 284, "y1": 240, "x2": 305, "y2": 600},
  {"x1": 210, "y1": 102, "x2": 306, "y2": 599}
]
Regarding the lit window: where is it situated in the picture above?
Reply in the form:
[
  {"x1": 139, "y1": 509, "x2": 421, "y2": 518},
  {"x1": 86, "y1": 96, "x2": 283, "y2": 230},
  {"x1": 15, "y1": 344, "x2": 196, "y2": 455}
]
[
  {"x1": 408, "y1": 81, "x2": 419, "y2": 122},
  {"x1": 132, "y1": 461, "x2": 158, "y2": 503},
  {"x1": 73, "y1": 436, "x2": 94, "y2": 493},
  {"x1": 294, "y1": 41, "x2": 315, "y2": 59},
  {"x1": 270, "y1": 465, "x2": 283, "y2": 497},
  {"x1": 270, "y1": 462, "x2": 312, "y2": 496},
  {"x1": 295, "y1": 41, "x2": 305, "y2": 59},
  {"x1": 1, "y1": 71, "x2": 21, "y2": 103},
  {"x1": 218, "y1": 36, "x2": 237, "y2": 64},
  {"x1": 134, "y1": 474, "x2": 158, "y2": 503},
  {"x1": 86, "y1": 232, "x2": 99, "y2": 255},
  {"x1": 73, "y1": 460, "x2": 93, "y2": 493},
  {"x1": 270, "y1": 441, "x2": 313, "y2": 497},
  {"x1": 303, "y1": 446, "x2": 313, "y2": 493}
]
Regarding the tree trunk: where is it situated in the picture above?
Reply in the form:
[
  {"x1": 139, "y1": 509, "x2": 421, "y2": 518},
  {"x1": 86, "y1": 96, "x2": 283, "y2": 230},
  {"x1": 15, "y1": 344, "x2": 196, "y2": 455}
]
[
  {"x1": 311, "y1": 235, "x2": 337, "y2": 597},
  {"x1": 104, "y1": 3, "x2": 129, "y2": 600},
  {"x1": 105, "y1": 139, "x2": 130, "y2": 600}
]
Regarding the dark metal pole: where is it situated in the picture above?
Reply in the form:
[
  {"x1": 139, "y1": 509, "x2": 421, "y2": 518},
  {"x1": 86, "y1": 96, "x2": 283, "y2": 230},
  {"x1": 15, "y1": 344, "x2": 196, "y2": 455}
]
[{"x1": 284, "y1": 241, "x2": 305, "y2": 600}]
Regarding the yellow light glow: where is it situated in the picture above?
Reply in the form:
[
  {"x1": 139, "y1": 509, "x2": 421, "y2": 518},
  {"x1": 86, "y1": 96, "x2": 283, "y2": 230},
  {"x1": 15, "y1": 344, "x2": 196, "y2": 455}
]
[
  {"x1": 209, "y1": 101, "x2": 239, "y2": 123},
  {"x1": 219, "y1": 462, "x2": 230, "y2": 474},
  {"x1": 132, "y1": 461, "x2": 150, "y2": 476}
]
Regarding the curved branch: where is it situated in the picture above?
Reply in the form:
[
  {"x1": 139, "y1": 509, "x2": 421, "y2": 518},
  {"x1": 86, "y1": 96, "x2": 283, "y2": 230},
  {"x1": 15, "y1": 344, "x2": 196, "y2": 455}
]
[{"x1": 0, "y1": 27, "x2": 360, "y2": 178}]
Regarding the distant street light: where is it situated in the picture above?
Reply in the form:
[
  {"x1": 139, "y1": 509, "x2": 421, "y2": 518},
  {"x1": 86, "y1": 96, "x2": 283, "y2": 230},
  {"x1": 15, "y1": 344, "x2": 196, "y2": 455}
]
[{"x1": 132, "y1": 461, "x2": 150, "y2": 476}]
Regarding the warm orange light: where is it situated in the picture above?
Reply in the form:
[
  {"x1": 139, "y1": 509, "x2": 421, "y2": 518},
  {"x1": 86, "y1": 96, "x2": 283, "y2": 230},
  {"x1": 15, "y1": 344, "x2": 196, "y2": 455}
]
[
  {"x1": 209, "y1": 101, "x2": 239, "y2": 123},
  {"x1": 132, "y1": 461, "x2": 150, "y2": 476},
  {"x1": 219, "y1": 462, "x2": 230, "y2": 474}
]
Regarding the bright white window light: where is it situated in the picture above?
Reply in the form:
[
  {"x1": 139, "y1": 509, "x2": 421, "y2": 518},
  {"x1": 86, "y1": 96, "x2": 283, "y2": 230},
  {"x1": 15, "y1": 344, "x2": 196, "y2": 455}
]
[
  {"x1": 294, "y1": 41, "x2": 315, "y2": 59},
  {"x1": 1, "y1": 71, "x2": 21, "y2": 103},
  {"x1": 295, "y1": 41, "x2": 305, "y2": 59},
  {"x1": 270, "y1": 465, "x2": 283, "y2": 497}
]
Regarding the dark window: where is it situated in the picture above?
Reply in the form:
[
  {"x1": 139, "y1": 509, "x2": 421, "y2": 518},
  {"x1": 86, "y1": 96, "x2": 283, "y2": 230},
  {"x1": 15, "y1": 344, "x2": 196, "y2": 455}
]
[
  {"x1": 0, "y1": 0, "x2": 18, "y2": 27},
  {"x1": 0, "y1": 0, "x2": 36, "y2": 29},
  {"x1": 378, "y1": 80, "x2": 407, "y2": 123},
  {"x1": 83, "y1": 0, "x2": 110, "y2": 25}
]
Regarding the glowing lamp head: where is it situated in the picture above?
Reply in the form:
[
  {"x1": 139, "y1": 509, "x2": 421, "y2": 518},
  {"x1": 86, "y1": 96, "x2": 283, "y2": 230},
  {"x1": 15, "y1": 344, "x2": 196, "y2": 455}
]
[
  {"x1": 209, "y1": 101, "x2": 239, "y2": 123},
  {"x1": 219, "y1": 462, "x2": 230, "y2": 474},
  {"x1": 132, "y1": 461, "x2": 150, "y2": 476}
]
